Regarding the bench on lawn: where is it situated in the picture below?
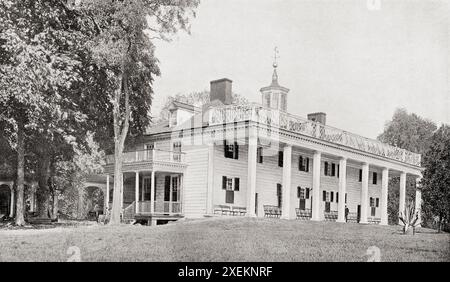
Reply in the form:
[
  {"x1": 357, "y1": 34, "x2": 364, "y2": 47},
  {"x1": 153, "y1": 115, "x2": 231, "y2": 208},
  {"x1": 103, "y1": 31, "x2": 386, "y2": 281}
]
[
  {"x1": 368, "y1": 217, "x2": 381, "y2": 225},
  {"x1": 324, "y1": 211, "x2": 338, "y2": 221},
  {"x1": 347, "y1": 212, "x2": 358, "y2": 223},
  {"x1": 27, "y1": 217, "x2": 53, "y2": 225},
  {"x1": 213, "y1": 205, "x2": 232, "y2": 215},
  {"x1": 263, "y1": 205, "x2": 282, "y2": 218},
  {"x1": 231, "y1": 206, "x2": 247, "y2": 216},
  {"x1": 295, "y1": 208, "x2": 311, "y2": 220}
]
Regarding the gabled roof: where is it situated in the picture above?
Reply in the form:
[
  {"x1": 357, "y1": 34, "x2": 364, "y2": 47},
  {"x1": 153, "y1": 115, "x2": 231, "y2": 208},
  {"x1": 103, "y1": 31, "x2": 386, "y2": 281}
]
[{"x1": 168, "y1": 100, "x2": 201, "y2": 113}]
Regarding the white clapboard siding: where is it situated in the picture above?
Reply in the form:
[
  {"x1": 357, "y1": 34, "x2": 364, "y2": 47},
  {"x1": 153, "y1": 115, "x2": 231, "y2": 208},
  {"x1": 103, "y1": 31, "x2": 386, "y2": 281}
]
[
  {"x1": 213, "y1": 144, "x2": 249, "y2": 208},
  {"x1": 183, "y1": 146, "x2": 209, "y2": 218}
]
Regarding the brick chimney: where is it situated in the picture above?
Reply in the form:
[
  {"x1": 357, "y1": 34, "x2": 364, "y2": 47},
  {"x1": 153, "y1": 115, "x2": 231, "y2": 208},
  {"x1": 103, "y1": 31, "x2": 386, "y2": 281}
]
[
  {"x1": 307, "y1": 112, "x2": 326, "y2": 125},
  {"x1": 210, "y1": 78, "x2": 233, "y2": 105}
]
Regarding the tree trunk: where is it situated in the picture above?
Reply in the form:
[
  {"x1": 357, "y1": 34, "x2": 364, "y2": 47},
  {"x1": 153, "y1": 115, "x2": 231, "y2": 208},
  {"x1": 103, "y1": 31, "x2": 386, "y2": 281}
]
[
  {"x1": 15, "y1": 121, "x2": 26, "y2": 226},
  {"x1": 109, "y1": 144, "x2": 124, "y2": 224},
  {"x1": 109, "y1": 73, "x2": 130, "y2": 225},
  {"x1": 52, "y1": 190, "x2": 58, "y2": 221},
  {"x1": 36, "y1": 156, "x2": 51, "y2": 218}
]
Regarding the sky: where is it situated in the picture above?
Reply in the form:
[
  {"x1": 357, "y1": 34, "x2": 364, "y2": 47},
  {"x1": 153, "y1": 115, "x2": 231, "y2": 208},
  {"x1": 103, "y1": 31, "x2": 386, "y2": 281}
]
[{"x1": 152, "y1": 0, "x2": 449, "y2": 139}]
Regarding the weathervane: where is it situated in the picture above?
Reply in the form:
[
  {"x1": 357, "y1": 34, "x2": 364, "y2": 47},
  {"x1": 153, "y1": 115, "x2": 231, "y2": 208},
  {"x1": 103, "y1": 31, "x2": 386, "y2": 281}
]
[{"x1": 273, "y1": 46, "x2": 280, "y2": 68}]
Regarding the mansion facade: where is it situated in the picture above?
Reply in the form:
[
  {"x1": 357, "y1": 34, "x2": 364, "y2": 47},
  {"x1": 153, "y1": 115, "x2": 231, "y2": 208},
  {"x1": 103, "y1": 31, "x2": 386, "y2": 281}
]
[
  {"x1": 0, "y1": 64, "x2": 423, "y2": 226},
  {"x1": 98, "y1": 64, "x2": 423, "y2": 225}
]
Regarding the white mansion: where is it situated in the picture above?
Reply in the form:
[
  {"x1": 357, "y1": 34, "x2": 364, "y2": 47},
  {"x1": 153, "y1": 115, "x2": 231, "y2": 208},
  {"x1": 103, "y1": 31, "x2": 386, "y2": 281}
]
[{"x1": 0, "y1": 63, "x2": 423, "y2": 226}]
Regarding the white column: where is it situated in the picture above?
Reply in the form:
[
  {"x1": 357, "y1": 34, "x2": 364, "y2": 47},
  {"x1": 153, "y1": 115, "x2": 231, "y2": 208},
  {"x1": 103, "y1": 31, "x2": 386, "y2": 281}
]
[
  {"x1": 135, "y1": 171, "x2": 139, "y2": 213},
  {"x1": 415, "y1": 175, "x2": 422, "y2": 227},
  {"x1": 105, "y1": 174, "x2": 110, "y2": 214},
  {"x1": 281, "y1": 145, "x2": 293, "y2": 219},
  {"x1": 399, "y1": 171, "x2": 406, "y2": 225},
  {"x1": 246, "y1": 127, "x2": 257, "y2": 217},
  {"x1": 311, "y1": 151, "x2": 322, "y2": 221},
  {"x1": 337, "y1": 157, "x2": 347, "y2": 223},
  {"x1": 206, "y1": 142, "x2": 215, "y2": 214},
  {"x1": 150, "y1": 170, "x2": 156, "y2": 214},
  {"x1": 9, "y1": 186, "x2": 14, "y2": 217},
  {"x1": 380, "y1": 168, "x2": 389, "y2": 225},
  {"x1": 360, "y1": 163, "x2": 369, "y2": 224}
]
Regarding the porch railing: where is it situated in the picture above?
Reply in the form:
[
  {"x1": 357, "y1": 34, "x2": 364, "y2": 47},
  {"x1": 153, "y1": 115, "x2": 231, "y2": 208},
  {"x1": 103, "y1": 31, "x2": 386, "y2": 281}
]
[
  {"x1": 137, "y1": 201, "x2": 182, "y2": 214},
  {"x1": 208, "y1": 103, "x2": 421, "y2": 166},
  {"x1": 105, "y1": 149, "x2": 185, "y2": 165}
]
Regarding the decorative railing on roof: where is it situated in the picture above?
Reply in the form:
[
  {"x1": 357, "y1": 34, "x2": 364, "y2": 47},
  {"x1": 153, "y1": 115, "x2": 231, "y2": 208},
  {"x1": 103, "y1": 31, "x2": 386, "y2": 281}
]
[{"x1": 208, "y1": 104, "x2": 421, "y2": 167}]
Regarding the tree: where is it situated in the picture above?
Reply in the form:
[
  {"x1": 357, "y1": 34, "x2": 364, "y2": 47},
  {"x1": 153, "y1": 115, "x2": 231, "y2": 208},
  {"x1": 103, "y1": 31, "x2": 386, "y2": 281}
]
[
  {"x1": 421, "y1": 124, "x2": 450, "y2": 232},
  {"x1": 77, "y1": 0, "x2": 199, "y2": 224},
  {"x1": 377, "y1": 108, "x2": 437, "y2": 224},
  {"x1": 158, "y1": 90, "x2": 249, "y2": 121},
  {"x1": 0, "y1": 0, "x2": 88, "y2": 223}
]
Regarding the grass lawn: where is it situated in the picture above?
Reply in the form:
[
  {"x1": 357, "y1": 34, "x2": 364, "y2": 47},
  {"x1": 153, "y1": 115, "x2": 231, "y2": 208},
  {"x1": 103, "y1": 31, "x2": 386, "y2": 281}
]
[{"x1": 0, "y1": 217, "x2": 448, "y2": 262}]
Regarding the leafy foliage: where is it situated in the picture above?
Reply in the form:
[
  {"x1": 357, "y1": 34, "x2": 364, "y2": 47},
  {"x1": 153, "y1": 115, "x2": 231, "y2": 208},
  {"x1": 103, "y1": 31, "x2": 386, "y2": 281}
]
[
  {"x1": 377, "y1": 108, "x2": 437, "y2": 225},
  {"x1": 421, "y1": 124, "x2": 450, "y2": 232}
]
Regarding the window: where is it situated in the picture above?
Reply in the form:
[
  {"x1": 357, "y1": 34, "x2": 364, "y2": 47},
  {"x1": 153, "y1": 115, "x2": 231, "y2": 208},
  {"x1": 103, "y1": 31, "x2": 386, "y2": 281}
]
[
  {"x1": 173, "y1": 142, "x2": 182, "y2": 162},
  {"x1": 372, "y1": 172, "x2": 377, "y2": 185},
  {"x1": 257, "y1": 147, "x2": 263, "y2": 163},
  {"x1": 305, "y1": 188, "x2": 310, "y2": 199},
  {"x1": 297, "y1": 187, "x2": 305, "y2": 199},
  {"x1": 323, "y1": 191, "x2": 327, "y2": 202},
  {"x1": 280, "y1": 93, "x2": 287, "y2": 111},
  {"x1": 331, "y1": 163, "x2": 336, "y2": 177},
  {"x1": 324, "y1": 162, "x2": 329, "y2": 176},
  {"x1": 277, "y1": 184, "x2": 282, "y2": 208},
  {"x1": 299, "y1": 156, "x2": 310, "y2": 172},
  {"x1": 376, "y1": 198, "x2": 379, "y2": 208},
  {"x1": 336, "y1": 192, "x2": 339, "y2": 203},
  {"x1": 330, "y1": 191, "x2": 334, "y2": 202},
  {"x1": 337, "y1": 164, "x2": 340, "y2": 178},
  {"x1": 224, "y1": 140, "x2": 239, "y2": 159},
  {"x1": 264, "y1": 93, "x2": 271, "y2": 108},
  {"x1": 272, "y1": 93, "x2": 279, "y2": 109},
  {"x1": 359, "y1": 169, "x2": 362, "y2": 182},
  {"x1": 371, "y1": 207, "x2": 376, "y2": 216},
  {"x1": 222, "y1": 176, "x2": 239, "y2": 204},
  {"x1": 278, "y1": 151, "x2": 284, "y2": 167},
  {"x1": 370, "y1": 197, "x2": 375, "y2": 207}
]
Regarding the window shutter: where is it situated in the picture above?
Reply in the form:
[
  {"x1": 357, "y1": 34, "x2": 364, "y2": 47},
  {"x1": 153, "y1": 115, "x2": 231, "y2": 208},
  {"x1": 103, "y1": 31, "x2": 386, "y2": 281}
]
[
  {"x1": 323, "y1": 191, "x2": 326, "y2": 201},
  {"x1": 257, "y1": 147, "x2": 263, "y2": 163},
  {"x1": 324, "y1": 162, "x2": 328, "y2": 175},
  {"x1": 164, "y1": 176, "x2": 171, "y2": 201},
  {"x1": 337, "y1": 164, "x2": 340, "y2": 178},
  {"x1": 234, "y1": 142, "x2": 239, "y2": 159},
  {"x1": 336, "y1": 192, "x2": 339, "y2": 203},
  {"x1": 297, "y1": 187, "x2": 301, "y2": 198},
  {"x1": 330, "y1": 191, "x2": 334, "y2": 202},
  {"x1": 234, "y1": 178, "x2": 240, "y2": 191},
  {"x1": 299, "y1": 156, "x2": 303, "y2": 171},
  {"x1": 306, "y1": 157, "x2": 310, "y2": 172},
  {"x1": 222, "y1": 176, "x2": 227, "y2": 190},
  {"x1": 223, "y1": 140, "x2": 228, "y2": 158},
  {"x1": 305, "y1": 188, "x2": 310, "y2": 199},
  {"x1": 373, "y1": 172, "x2": 377, "y2": 184},
  {"x1": 359, "y1": 169, "x2": 362, "y2": 182},
  {"x1": 278, "y1": 151, "x2": 283, "y2": 167},
  {"x1": 376, "y1": 198, "x2": 379, "y2": 208},
  {"x1": 331, "y1": 163, "x2": 336, "y2": 176}
]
